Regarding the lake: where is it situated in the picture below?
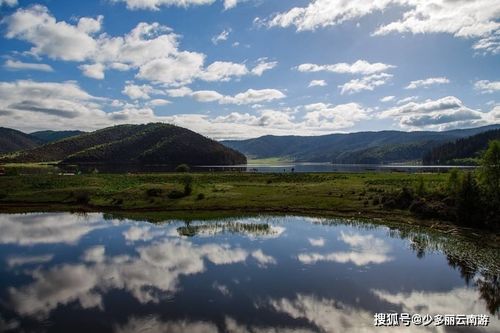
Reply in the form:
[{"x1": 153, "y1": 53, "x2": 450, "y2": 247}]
[
  {"x1": 54, "y1": 163, "x2": 477, "y2": 174},
  {"x1": 0, "y1": 213, "x2": 497, "y2": 332}
]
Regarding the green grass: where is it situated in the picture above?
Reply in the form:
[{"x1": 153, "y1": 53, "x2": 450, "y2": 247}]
[{"x1": 0, "y1": 171, "x2": 450, "y2": 222}]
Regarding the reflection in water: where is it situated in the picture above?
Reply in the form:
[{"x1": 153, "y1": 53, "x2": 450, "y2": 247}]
[
  {"x1": 0, "y1": 213, "x2": 498, "y2": 332},
  {"x1": 297, "y1": 231, "x2": 393, "y2": 266}
]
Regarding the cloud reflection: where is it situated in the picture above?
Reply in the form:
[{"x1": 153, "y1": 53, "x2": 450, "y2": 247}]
[
  {"x1": 297, "y1": 231, "x2": 392, "y2": 266},
  {"x1": 8, "y1": 239, "x2": 250, "y2": 318},
  {"x1": 0, "y1": 213, "x2": 105, "y2": 245}
]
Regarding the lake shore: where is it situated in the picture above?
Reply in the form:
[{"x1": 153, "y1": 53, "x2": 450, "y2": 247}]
[{"x1": 1, "y1": 171, "x2": 498, "y2": 242}]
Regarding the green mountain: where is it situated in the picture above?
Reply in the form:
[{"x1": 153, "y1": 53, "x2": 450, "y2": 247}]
[
  {"x1": 0, "y1": 127, "x2": 43, "y2": 154},
  {"x1": 222, "y1": 125, "x2": 500, "y2": 164},
  {"x1": 423, "y1": 129, "x2": 500, "y2": 165},
  {"x1": 30, "y1": 130, "x2": 85, "y2": 143},
  {"x1": 2, "y1": 123, "x2": 246, "y2": 166}
]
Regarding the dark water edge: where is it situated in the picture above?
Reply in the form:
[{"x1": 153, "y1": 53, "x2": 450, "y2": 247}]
[
  {"x1": 0, "y1": 212, "x2": 498, "y2": 333},
  {"x1": 52, "y1": 163, "x2": 477, "y2": 174}
]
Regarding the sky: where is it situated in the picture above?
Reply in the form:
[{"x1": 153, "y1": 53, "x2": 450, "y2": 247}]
[{"x1": 0, "y1": 0, "x2": 499, "y2": 139}]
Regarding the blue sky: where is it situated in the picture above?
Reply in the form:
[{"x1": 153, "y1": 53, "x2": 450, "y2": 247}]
[{"x1": 0, "y1": 0, "x2": 499, "y2": 138}]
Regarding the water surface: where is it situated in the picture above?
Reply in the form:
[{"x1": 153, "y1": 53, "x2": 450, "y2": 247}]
[{"x1": 0, "y1": 213, "x2": 497, "y2": 332}]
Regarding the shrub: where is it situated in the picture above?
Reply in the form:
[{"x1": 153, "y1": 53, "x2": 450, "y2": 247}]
[
  {"x1": 197, "y1": 193, "x2": 205, "y2": 200},
  {"x1": 146, "y1": 188, "x2": 163, "y2": 197},
  {"x1": 182, "y1": 175, "x2": 193, "y2": 196},
  {"x1": 175, "y1": 164, "x2": 190, "y2": 172},
  {"x1": 72, "y1": 191, "x2": 90, "y2": 205},
  {"x1": 168, "y1": 190, "x2": 185, "y2": 199}
]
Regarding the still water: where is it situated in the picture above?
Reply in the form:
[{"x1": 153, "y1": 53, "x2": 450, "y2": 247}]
[{"x1": 0, "y1": 213, "x2": 498, "y2": 332}]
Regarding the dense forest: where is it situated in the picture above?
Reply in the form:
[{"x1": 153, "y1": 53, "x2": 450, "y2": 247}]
[
  {"x1": 0, "y1": 127, "x2": 43, "y2": 154},
  {"x1": 1, "y1": 123, "x2": 246, "y2": 166},
  {"x1": 223, "y1": 125, "x2": 500, "y2": 163},
  {"x1": 423, "y1": 129, "x2": 500, "y2": 165}
]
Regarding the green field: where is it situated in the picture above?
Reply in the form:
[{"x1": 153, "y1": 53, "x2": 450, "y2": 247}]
[{"x1": 0, "y1": 170, "x2": 448, "y2": 221}]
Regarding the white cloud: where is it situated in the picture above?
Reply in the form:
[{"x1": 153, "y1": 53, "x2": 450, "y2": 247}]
[
  {"x1": 114, "y1": 0, "x2": 215, "y2": 10},
  {"x1": 199, "y1": 61, "x2": 248, "y2": 82},
  {"x1": 297, "y1": 231, "x2": 393, "y2": 266},
  {"x1": 0, "y1": 0, "x2": 17, "y2": 7},
  {"x1": 148, "y1": 98, "x2": 171, "y2": 106},
  {"x1": 297, "y1": 60, "x2": 394, "y2": 75},
  {"x1": 268, "y1": 294, "x2": 374, "y2": 333},
  {"x1": 122, "y1": 83, "x2": 158, "y2": 100},
  {"x1": 166, "y1": 86, "x2": 193, "y2": 97},
  {"x1": 396, "y1": 96, "x2": 419, "y2": 104},
  {"x1": 308, "y1": 237, "x2": 325, "y2": 247},
  {"x1": 474, "y1": 80, "x2": 500, "y2": 93},
  {"x1": 211, "y1": 28, "x2": 230, "y2": 45},
  {"x1": 251, "y1": 249, "x2": 277, "y2": 267},
  {"x1": 8, "y1": 238, "x2": 250, "y2": 318},
  {"x1": 190, "y1": 88, "x2": 286, "y2": 105},
  {"x1": 339, "y1": 73, "x2": 392, "y2": 94},
  {"x1": 308, "y1": 80, "x2": 327, "y2": 88},
  {"x1": 380, "y1": 96, "x2": 497, "y2": 130},
  {"x1": 7, "y1": 254, "x2": 54, "y2": 268},
  {"x1": 405, "y1": 77, "x2": 450, "y2": 89},
  {"x1": 223, "y1": 0, "x2": 240, "y2": 10},
  {"x1": 3, "y1": 59, "x2": 53, "y2": 72},
  {"x1": 303, "y1": 102, "x2": 370, "y2": 129},
  {"x1": 3, "y1": 7, "x2": 265, "y2": 85},
  {"x1": 266, "y1": 0, "x2": 500, "y2": 51},
  {"x1": 79, "y1": 63, "x2": 105, "y2": 79},
  {"x1": 3, "y1": 5, "x2": 101, "y2": 61},
  {"x1": 251, "y1": 59, "x2": 278, "y2": 76},
  {"x1": 473, "y1": 30, "x2": 500, "y2": 55},
  {"x1": 0, "y1": 213, "x2": 105, "y2": 246},
  {"x1": 380, "y1": 95, "x2": 395, "y2": 103}
]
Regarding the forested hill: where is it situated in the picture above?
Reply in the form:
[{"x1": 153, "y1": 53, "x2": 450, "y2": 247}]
[
  {"x1": 423, "y1": 129, "x2": 500, "y2": 165},
  {"x1": 0, "y1": 127, "x2": 42, "y2": 154},
  {"x1": 30, "y1": 130, "x2": 85, "y2": 143},
  {"x1": 2, "y1": 123, "x2": 246, "y2": 166},
  {"x1": 222, "y1": 125, "x2": 500, "y2": 164}
]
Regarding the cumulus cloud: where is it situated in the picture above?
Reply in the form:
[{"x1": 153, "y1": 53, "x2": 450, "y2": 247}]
[
  {"x1": 113, "y1": 0, "x2": 215, "y2": 10},
  {"x1": 297, "y1": 60, "x2": 394, "y2": 75},
  {"x1": 211, "y1": 28, "x2": 230, "y2": 45},
  {"x1": 380, "y1": 95, "x2": 395, "y2": 103},
  {"x1": 251, "y1": 59, "x2": 278, "y2": 76},
  {"x1": 265, "y1": 0, "x2": 500, "y2": 52},
  {"x1": 122, "y1": 83, "x2": 160, "y2": 100},
  {"x1": 2, "y1": 6, "x2": 266, "y2": 84},
  {"x1": 190, "y1": 88, "x2": 286, "y2": 105},
  {"x1": 405, "y1": 77, "x2": 450, "y2": 89},
  {"x1": 79, "y1": 63, "x2": 105, "y2": 79},
  {"x1": 380, "y1": 96, "x2": 497, "y2": 130},
  {"x1": 339, "y1": 73, "x2": 392, "y2": 94},
  {"x1": 474, "y1": 80, "x2": 500, "y2": 93},
  {"x1": 251, "y1": 249, "x2": 277, "y2": 267},
  {"x1": 3, "y1": 59, "x2": 53, "y2": 72},
  {"x1": 303, "y1": 102, "x2": 370, "y2": 128},
  {"x1": 308, "y1": 80, "x2": 327, "y2": 88}
]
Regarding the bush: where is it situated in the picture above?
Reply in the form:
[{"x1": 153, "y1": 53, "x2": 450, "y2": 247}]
[
  {"x1": 175, "y1": 164, "x2": 190, "y2": 172},
  {"x1": 383, "y1": 187, "x2": 414, "y2": 209},
  {"x1": 168, "y1": 190, "x2": 185, "y2": 199},
  {"x1": 182, "y1": 175, "x2": 193, "y2": 196},
  {"x1": 72, "y1": 191, "x2": 90, "y2": 205},
  {"x1": 146, "y1": 188, "x2": 163, "y2": 197},
  {"x1": 197, "y1": 193, "x2": 205, "y2": 200}
]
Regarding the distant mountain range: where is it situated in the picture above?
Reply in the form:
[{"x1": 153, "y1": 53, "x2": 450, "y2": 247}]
[
  {"x1": 0, "y1": 127, "x2": 84, "y2": 154},
  {"x1": 1, "y1": 123, "x2": 246, "y2": 166},
  {"x1": 423, "y1": 129, "x2": 500, "y2": 165},
  {"x1": 222, "y1": 125, "x2": 500, "y2": 164}
]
